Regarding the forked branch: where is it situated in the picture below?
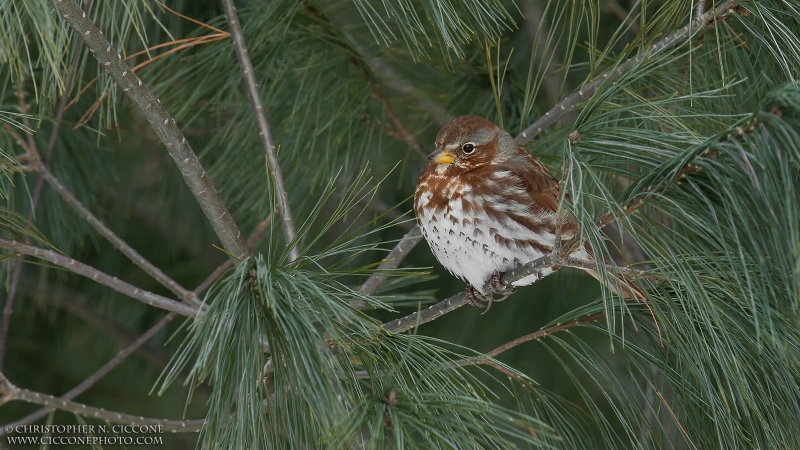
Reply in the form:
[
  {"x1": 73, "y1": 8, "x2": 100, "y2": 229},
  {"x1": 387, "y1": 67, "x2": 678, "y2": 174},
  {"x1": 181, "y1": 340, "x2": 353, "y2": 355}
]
[
  {"x1": 220, "y1": 0, "x2": 298, "y2": 262},
  {"x1": 0, "y1": 239, "x2": 196, "y2": 317},
  {"x1": 51, "y1": 0, "x2": 248, "y2": 261},
  {"x1": 0, "y1": 372, "x2": 202, "y2": 433},
  {"x1": 3, "y1": 313, "x2": 177, "y2": 429}
]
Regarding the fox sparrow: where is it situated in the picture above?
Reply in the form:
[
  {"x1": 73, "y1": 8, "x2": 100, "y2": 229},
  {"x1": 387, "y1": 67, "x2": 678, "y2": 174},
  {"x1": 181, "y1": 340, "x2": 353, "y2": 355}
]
[{"x1": 414, "y1": 116, "x2": 642, "y2": 310}]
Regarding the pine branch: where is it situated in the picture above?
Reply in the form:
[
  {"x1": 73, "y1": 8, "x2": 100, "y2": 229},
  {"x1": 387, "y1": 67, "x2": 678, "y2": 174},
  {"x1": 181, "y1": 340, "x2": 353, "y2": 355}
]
[
  {"x1": 0, "y1": 372, "x2": 202, "y2": 433},
  {"x1": 515, "y1": 0, "x2": 742, "y2": 145},
  {"x1": 51, "y1": 0, "x2": 248, "y2": 261},
  {"x1": 382, "y1": 252, "x2": 554, "y2": 333},
  {"x1": 4, "y1": 313, "x2": 176, "y2": 429},
  {"x1": 358, "y1": 0, "x2": 746, "y2": 329},
  {"x1": 220, "y1": 0, "x2": 298, "y2": 262},
  {"x1": 0, "y1": 238, "x2": 196, "y2": 317},
  {"x1": 480, "y1": 312, "x2": 605, "y2": 360}
]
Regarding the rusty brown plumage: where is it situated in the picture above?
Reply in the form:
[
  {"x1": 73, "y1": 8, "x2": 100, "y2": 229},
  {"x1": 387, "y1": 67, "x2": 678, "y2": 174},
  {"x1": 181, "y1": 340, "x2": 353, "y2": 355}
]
[{"x1": 414, "y1": 116, "x2": 643, "y2": 309}]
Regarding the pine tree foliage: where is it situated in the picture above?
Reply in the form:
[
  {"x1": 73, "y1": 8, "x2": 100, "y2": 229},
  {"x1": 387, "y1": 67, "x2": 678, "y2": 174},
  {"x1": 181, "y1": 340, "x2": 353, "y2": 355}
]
[{"x1": 2, "y1": 0, "x2": 800, "y2": 449}]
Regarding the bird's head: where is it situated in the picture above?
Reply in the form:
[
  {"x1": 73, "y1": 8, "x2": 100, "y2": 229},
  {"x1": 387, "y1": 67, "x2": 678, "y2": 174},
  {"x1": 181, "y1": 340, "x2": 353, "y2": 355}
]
[{"x1": 427, "y1": 116, "x2": 517, "y2": 170}]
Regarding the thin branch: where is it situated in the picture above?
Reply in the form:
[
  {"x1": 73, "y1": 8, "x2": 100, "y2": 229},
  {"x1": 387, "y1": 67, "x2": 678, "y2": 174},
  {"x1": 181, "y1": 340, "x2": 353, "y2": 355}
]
[
  {"x1": 5, "y1": 313, "x2": 176, "y2": 428},
  {"x1": 220, "y1": 0, "x2": 298, "y2": 262},
  {"x1": 0, "y1": 91, "x2": 39, "y2": 371},
  {"x1": 0, "y1": 261, "x2": 22, "y2": 370},
  {"x1": 515, "y1": 1, "x2": 742, "y2": 145},
  {"x1": 563, "y1": 257, "x2": 661, "y2": 282},
  {"x1": 0, "y1": 372, "x2": 202, "y2": 433},
  {"x1": 369, "y1": 87, "x2": 426, "y2": 158},
  {"x1": 33, "y1": 160, "x2": 196, "y2": 303},
  {"x1": 587, "y1": 127, "x2": 732, "y2": 245},
  {"x1": 351, "y1": 226, "x2": 423, "y2": 309},
  {"x1": 382, "y1": 242, "x2": 649, "y2": 333},
  {"x1": 6, "y1": 125, "x2": 195, "y2": 304},
  {"x1": 382, "y1": 291, "x2": 465, "y2": 334},
  {"x1": 343, "y1": 32, "x2": 451, "y2": 127},
  {"x1": 441, "y1": 313, "x2": 613, "y2": 385},
  {"x1": 51, "y1": 0, "x2": 248, "y2": 261},
  {"x1": 0, "y1": 238, "x2": 196, "y2": 317},
  {"x1": 484, "y1": 313, "x2": 604, "y2": 359}
]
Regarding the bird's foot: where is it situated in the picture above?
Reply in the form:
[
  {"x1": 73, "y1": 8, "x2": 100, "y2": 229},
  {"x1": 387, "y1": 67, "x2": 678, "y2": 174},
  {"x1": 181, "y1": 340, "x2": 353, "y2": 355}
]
[
  {"x1": 464, "y1": 273, "x2": 515, "y2": 315},
  {"x1": 487, "y1": 272, "x2": 514, "y2": 300},
  {"x1": 464, "y1": 284, "x2": 488, "y2": 308}
]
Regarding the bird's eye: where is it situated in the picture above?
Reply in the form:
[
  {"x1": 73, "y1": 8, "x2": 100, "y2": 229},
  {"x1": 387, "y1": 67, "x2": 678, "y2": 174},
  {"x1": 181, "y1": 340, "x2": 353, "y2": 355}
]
[{"x1": 462, "y1": 143, "x2": 475, "y2": 154}]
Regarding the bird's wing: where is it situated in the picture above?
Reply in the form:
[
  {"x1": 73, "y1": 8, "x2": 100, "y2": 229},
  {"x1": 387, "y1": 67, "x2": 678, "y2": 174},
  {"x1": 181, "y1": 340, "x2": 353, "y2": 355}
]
[{"x1": 501, "y1": 147, "x2": 563, "y2": 215}]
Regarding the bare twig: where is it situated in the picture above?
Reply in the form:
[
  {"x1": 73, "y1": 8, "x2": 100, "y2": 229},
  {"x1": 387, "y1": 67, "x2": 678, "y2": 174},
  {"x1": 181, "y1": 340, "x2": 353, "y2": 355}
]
[
  {"x1": 220, "y1": 0, "x2": 298, "y2": 262},
  {"x1": 6, "y1": 123, "x2": 195, "y2": 304},
  {"x1": 0, "y1": 92, "x2": 39, "y2": 370},
  {"x1": 33, "y1": 160, "x2": 196, "y2": 303},
  {"x1": 369, "y1": 87, "x2": 426, "y2": 158},
  {"x1": 52, "y1": 0, "x2": 248, "y2": 261},
  {"x1": 0, "y1": 262, "x2": 23, "y2": 370},
  {"x1": 4, "y1": 313, "x2": 176, "y2": 429},
  {"x1": 455, "y1": 312, "x2": 606, "y2": 368},
  {"x1": 0, "y1": 372, "x2": 202, "y2": 433},
  {"x1": 0, "y1": 238, "x2": 196, "y2": 317},
  {"x1": 351, "y1": 226, "x2": 423, "y2": 309},
  {"x1": 515, "y1": 1, "x2": 741, "y2": 145}
]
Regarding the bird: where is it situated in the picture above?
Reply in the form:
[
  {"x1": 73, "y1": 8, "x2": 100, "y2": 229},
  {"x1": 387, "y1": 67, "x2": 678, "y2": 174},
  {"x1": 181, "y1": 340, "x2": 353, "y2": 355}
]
[{"x1": 414, "y1": 115, "x2": 643, "y2": 311}]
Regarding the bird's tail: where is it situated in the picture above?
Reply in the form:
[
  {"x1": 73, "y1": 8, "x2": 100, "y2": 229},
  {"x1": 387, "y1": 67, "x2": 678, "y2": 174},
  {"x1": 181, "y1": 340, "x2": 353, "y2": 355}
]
[
  {"x1": 583, "y1": 268, "x2": 646, "y2": 301},
  {"x1": 575, "y1": 245, "x2": 660, "y2": 343},
  {"x1": 573, "y1": 244, "x2": 646, "y2": 301}
]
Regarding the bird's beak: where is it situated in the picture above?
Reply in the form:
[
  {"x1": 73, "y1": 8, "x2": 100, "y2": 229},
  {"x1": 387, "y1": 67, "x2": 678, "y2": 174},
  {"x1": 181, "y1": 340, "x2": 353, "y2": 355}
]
[{"x1": 427, "y1": 146, "x2": 455, "y2": 165}]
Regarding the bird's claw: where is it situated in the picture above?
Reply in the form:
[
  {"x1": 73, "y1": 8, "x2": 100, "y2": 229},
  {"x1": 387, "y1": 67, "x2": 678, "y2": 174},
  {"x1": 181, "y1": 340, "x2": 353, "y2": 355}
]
[{"x1": 464, "y1": 273, "x2": 514, "y2": 314}]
